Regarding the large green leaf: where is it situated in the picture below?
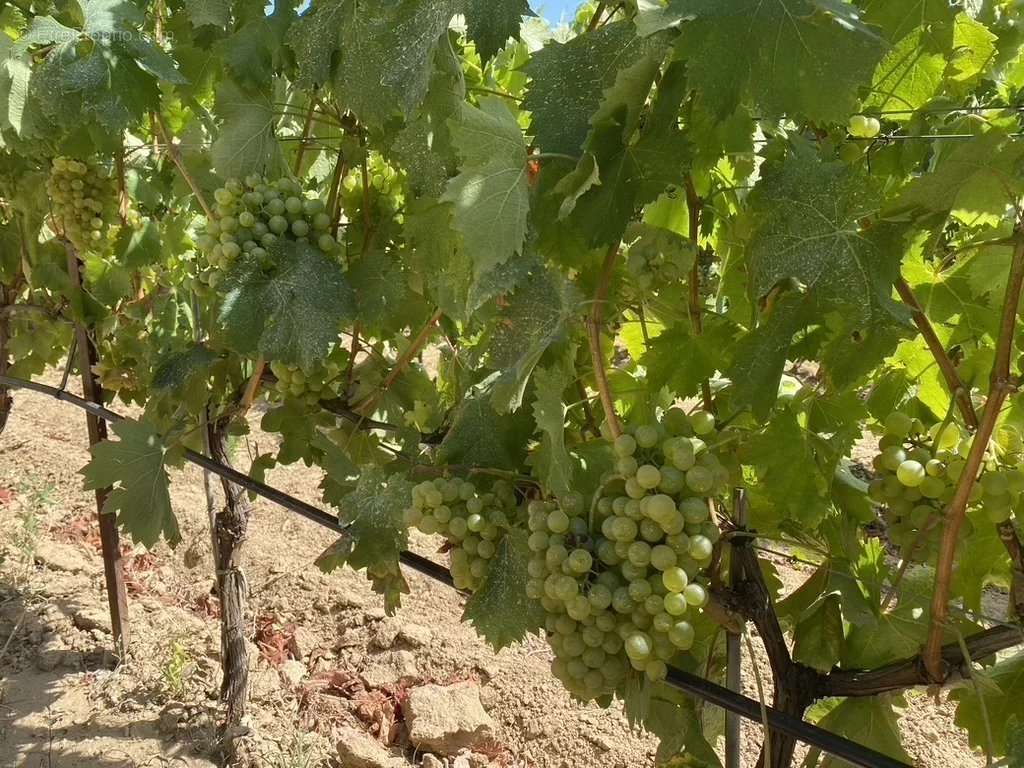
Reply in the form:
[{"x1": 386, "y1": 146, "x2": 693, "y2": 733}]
[
  {"x1": 335, "y1": 0, "x2": 457, "y2": 126},
  {"x1": 438, "y1": 388, "x2": 535, "y2": 470},
  {"x1": 316, "y1": 467, "x2": 415, "y2": 614},
  {"x1": 463, "y1": 530, "x2": 545, "y2": 649},
  {"x1": 816, "y1": 696, "x2": 911, "y2": 768},
  {"x1": 218, "y1": 240, "x2": 354, "y2": 368},
  {"x1": 792, "y1": 593, "x2": 844, "y2": 672},
  {"x1": 953, "y1": 652, "x2": 1024, "y2": 754},
  {"x1": 531, "y1": 363, "x2": 575, "y2": 500},
  {"x1": 522, "y1": 22, "x2": 666, "y2": 156},
  {"x1": 486, "y1": 265, "x2": 578, "y2": 412},
  {"x1": 442, "y1": 98, "x2": 530, "y2": 279},
  {"x1": 651, "y1": 0, "x2": 885, "y2": 122},
  {"x1": 81, "y1": 419, "x2": 179, "y2": 549},
  {"x1": 463, "y1": 0, "x2": 533, "y2": 61},
  {"x1": 210, "y1": 81, "x2": 285, "y2": 180}
]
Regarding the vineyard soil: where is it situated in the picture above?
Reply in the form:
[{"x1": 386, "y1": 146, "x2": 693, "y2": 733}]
[{"x1": 0, "y1": 376, "x2": 989, "y2": 767}]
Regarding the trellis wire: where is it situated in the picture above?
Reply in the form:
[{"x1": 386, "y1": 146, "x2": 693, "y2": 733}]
[{"x1": 0, "y1": 372, "x2": 914, "y2": 768}]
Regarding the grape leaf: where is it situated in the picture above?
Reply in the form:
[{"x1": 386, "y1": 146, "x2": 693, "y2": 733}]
[
  {"x1": 210, "y1": 81, "x2": 285, "y2": 180},
  {"x1": 486, "y1": 264, "x2": 578, "y2": 413},
  {"x1": 568, "y1": 107, "x2": 689, "y2": 248},
  {"x1": 623, "y1": 680, "x2": 722, "y2": 767},
  {"x1": 641, "y1": 315, "x2": 738, "y2": 399},
  {"x1": 522, "y1": 22, "x2": 666, "y2": 156},
  {"x1": 117, "y1": 220, "x2": 162, "y2": 269},
  {"x1": 861, "y1": 0, "x2": 955, "y2": 41},
  {"x1": 390, "y1": 42, "x2": 465, "y2": 197},
  {"x1": 1007, "y1": 716, "x2": 1024, "y2": 768},
  {"x1": 892, "y1": 131, "x2": 1024, "y2": 226},
  {"x1": 151, "y1": 344, "x2": 217, "y2": 396},
  {"x1": 463, "y1": 0, "x2": 533, "y2": 61},
  {"x1": 953, "y1": 651, "x2": 1024, "y2": 754},
  {"x1": 405, "y1": 198, "x2": 474, "y2": 322},
  {"x1": 287, "y1": 0, "x2": 347, "y2": 88},
  {"x1": 316, "y1": 467, "x2": 414, "y2": 614},
  {"x1": 748, "y1": 147, "x2": 900, "y2": 322},
  {"x1": 741, "y1": 408, "x2": 832, "y2": 530},
  {"x1": 816, "y1": 695, "x2": 911, "y2": 768},
  {"x1": 438, "y1": 388, "x2": 535, "y2": 470},
  {"x1": 219, "y1": 240, "x2": 354, "y2": 369},
  {"x1": 463, "y1": 530, "x2": 544, "y2": 649},
  {"x1": 552, "y1": 152, "x2": 600, "y2": 220},
  {"x1": 865, "y1": 25, "x2": 948, "y2": 117},
  {"x1": 335, "y1": 0, "x2": 457, "y2": 126},
  {"x1": 792, "y1": 593, "x2": 844, "y2": 673},
  {"x1": 184, "y1": 0, "x2": 231, "y2": 28},
  {"x1": 531, "y1": 363, "x2": 574, "y2": 500},
  {"x1": 81, "y1": 419, "x2": 179, "y2": 549},
  {"x1": 261, "y1": 399, "x2": 333, "y2": 466},
  {"x1": 345, "y1": 250, "x2": 414, "y2": 335},
  {"x1": 664, "y1": 0, "x2": 886, "y2": 123},
  {"x1": 841, "y1": 604, "x2": 927, "y2": 669},
  {"x1": 951, "y1": 508, "x2": 1011, "y2": 613},
  {"x1": 442, "y1": 97, "x2": 529, "y2": 279}
]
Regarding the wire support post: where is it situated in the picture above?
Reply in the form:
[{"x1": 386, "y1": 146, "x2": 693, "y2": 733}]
[{"x1": 62, "y1": 243, "x2": 130, "y2": 653}]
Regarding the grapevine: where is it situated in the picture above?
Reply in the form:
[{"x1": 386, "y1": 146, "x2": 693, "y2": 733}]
[{"x1": 0, "y1": 1, "x2": 1023, "y2": 765}]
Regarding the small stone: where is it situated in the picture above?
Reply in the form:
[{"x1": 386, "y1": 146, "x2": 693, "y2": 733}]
[
  {"x1": 398, "y1": 622, "x2": 431, "y2": 648},
  {"x1": 421, "y1": 756, "x2": 444, "y2": 768},
  {"x1": 289, "y1": 626, "x2": 316, "y2": 661},
  {"x1": 402, "y1": 682, "x2": 497, "y2": 755},
  {"x1": 36, "y1": 638, "x2": 64, "y2": 671},
  {"x1": 279, "y1": 659, "x2": 307, "y2": 688},
  {"x1": 33, "y1": 540, "x2": 91, "y2": 574},
  {"x1": 336, "y1": 725, "x2": 407, "y2": 768},
  {"x1": 158, "y1": 703, "x2": 186, "y2": 734},
  {"x1": 363, "y1": 608, "x2": 387, "y2": 623},
  {"x1": 361, "y1": 650, "x2": 420, "y2": 688},
  {"x1": 451, "y1": 757, "x2": 471, "y2": 768},
  {"x1": 60, "y1": 651, "x2": 83, "y2": 670},
  {"x1": 467, "y1": 754, "x2": 489, "y2": 768},
  {"x1": 72, "y1": 606, "x2": 111, "y2": 634},
  {"x1": 369, "y1": 619, "x2": 401, "y2": 650}
]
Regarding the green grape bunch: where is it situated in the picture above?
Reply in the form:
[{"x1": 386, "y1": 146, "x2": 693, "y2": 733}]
[
  {"x1": 622, "y1": 223, "x2": 696, "y2": 296},
  {"x1": 194, "y1": 175, "x2": 339, "y2": 289},
  {"x1": 868, "y1": 411, "x2": 1024, "y2": 561},
  {"x1": 46, "y1": 156, "x2": 118, "y2": 253},
  {"x1": 269, "y1": 359, "x2": 345, "y2": 406},
  {"x1": 339, "y1": 155, "x2": 402, "y2": 258},
  {"x1": 527, "y1": 407, "x2": 728, "y2": 700},
  {"x1": 406, "y1": 478, "x2": 519, "y2": 591}
]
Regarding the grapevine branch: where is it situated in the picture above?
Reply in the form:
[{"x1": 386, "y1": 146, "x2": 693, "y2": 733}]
[
  {"x1": 354, "y1": 310, "x2": 443, "y2": 416},
  {"x1": 923, "y1": 233, "x2": 1024, "y2": 680},
  {"x1": 292, "y1": 95, "x2": 319, "y2": 176},
  {"x1": 153, "y1": 113, "x2": 215, "y2": 221},
  {"x1": 894, "y1": 277, "x2": 978, "y2": 428},
  {"x1": 587, "y1": 244, "x2": 622, "y2": 438},
  {"x1": 684, "y1": 175, "x2": 714, "y2": 412}
]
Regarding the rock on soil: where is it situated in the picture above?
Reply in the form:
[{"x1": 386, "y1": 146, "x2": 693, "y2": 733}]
[
  {"x1": 32, "y1": 540, "x2": 91, "y2": 573},
  {"x1": 336, "y1": 725, "x2": 408, "y2": 768},
  {"x1": 361, "y1": 649, "x2": 420, "y2": 688},
  {"x1": 402, "y1": 682, "x2": 497, "y2": 754}
]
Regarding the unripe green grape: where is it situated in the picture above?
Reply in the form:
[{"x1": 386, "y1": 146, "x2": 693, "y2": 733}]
[
  {"x1": 690, "y1": 410, "x2": 715, "y2": 435},
  {"x1": 635, "y1": 425, "x2": 660, "y2": 448},
  {"x1": 683, "y1": 582, "x2": 708, "y2": 607},
  {"x1": 663, "y1": 592, "x2": 688, "y2": 616},
  {"x1": 636, "y1": 464, "x2": 661, "y2": 489},
  {"x1": 897, "y1": 460, "x2": 926, "y2": 487},
  {"x1": 624, "y1": 632, "x2": 652, "y2": 660}
]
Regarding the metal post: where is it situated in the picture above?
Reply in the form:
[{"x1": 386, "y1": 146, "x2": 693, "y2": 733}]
[{"x1": 725, "y1": 488, "x2": 747, "y2": 768}]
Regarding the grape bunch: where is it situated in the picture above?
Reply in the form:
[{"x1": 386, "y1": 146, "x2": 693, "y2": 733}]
[
  {"x1": 868, "y1": 411, "x2": 1024, "y2": 560},
  {"x1": 623, "y1": 224, "x2": 696, "y2": 295},
  {"x1": 527, "y1": 408, "x2": 728, "y2": 700},
  {"x1": 269, "y1": 359, "x2": 345, "y2": 406},
  {"x1": 339, "y1": 155, "x2": 402, "y2": 256},
  {"x1": 47, "y1": 156, "x2": 117, "y2": 253},
  {"x1": 406, "y1": 478, "x2": 518, "y2": 591},
  {"x1": 194, "y1": 175, "x2": 338, "y2": 289}
]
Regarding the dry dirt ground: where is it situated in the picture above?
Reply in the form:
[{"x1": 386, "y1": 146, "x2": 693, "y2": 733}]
[{"x1": 0, "y1": 376, "x2": 989, "y2": 768}]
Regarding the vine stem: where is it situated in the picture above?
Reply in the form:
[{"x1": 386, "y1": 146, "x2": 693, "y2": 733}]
[
  {"x1": 587, "y1": 245, "x2": 622, "y2": 438},
  {"x1": 895, "y1": 276, "x2": 978, "y2": 428},
  {"x1": 354, "y1": 310, "x2": 443, "y2": 416},
  {"x1": 586, "y1": 0, "x2": 608, "y2": 31},
  {"x1": 685, "y1": 175, "x2": 714, "y2": 412},
  {"x1": 153, "y1": 113, "x2": 215, "y2": 221},
  {"x1": 923, "y1": 233, "x2": 1024, "y2": 680},
  {"x1": 291, "y1": 95, "x2": 318, "y2": 177}
]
